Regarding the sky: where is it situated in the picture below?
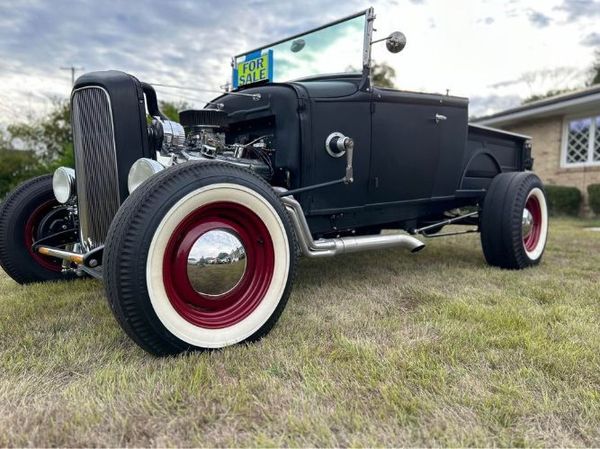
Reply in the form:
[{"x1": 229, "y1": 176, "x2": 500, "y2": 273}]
[{"x1": 0, "y1": 0, "x2": 598, "y2": 124}]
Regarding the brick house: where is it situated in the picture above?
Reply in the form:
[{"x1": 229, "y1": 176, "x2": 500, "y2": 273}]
[{"x1": 473, "y1": 85, "x2": 600, "y2": 211}]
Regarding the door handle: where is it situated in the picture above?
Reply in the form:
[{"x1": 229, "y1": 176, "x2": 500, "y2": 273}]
[{"x1": 435, "y1": 114, "x2": 447, "y2": 123}]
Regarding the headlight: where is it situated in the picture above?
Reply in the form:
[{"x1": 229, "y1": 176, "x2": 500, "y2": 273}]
[
  {"x1": 128, "y1": 158, "x2": 165, "y2": 193},
  {"x1": 52, "y1": 167, "x2": 76, "y2": 203}
]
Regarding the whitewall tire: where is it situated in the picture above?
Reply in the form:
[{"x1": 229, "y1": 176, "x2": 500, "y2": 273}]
[{"x1": 103, "y1": 162, "x2": 298, "y2": 355}]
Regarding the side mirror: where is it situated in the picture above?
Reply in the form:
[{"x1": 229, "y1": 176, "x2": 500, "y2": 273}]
[{"x1": 386, "y1": 31, "x2": 407, "y2": 53}]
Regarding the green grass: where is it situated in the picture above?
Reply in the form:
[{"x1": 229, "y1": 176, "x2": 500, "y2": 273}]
[{"x1": 1, "y1": 218, "x2": 599, "y2": 446}]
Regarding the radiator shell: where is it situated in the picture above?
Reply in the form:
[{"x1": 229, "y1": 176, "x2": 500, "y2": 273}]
[{"x1": 71, "y1": 71, "x2": 153, "y2": 250}]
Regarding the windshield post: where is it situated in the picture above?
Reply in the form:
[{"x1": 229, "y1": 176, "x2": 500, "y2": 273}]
[{"x1": 360, "y1": 7, "x2": 376, "y2": 91}]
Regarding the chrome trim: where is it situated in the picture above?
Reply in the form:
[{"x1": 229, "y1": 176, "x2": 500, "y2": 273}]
[
  {"x1": 187, "y1": 229, "x2": 247, "y2": 296},
  {"x1": 52, "y1": 166, "x2": 76, "y2": 203},
  {"x1": 363, "y1": 7, "x2": 375, "y2": 70},
  {"x1": 276, "y1": 188, "x2": 425, "y2": 258},
  {"x1": 522, "y1": 208, "x2": 534, "y2": 239},
  {"x1": 325, "y1": 132, "x2": 347, "y2": 158},
  {"x1": 155, "y1": 117, "x2": 186, "y2": 153},
  {"x1": 128, "y1": 158, "x2": 165, "y2": 194},
  {"x1": 71, "y1": 86, "x2": 120, "y2": 251},
  {"x1": 385, "y1": 31, "x2": 407, "y2": 53},
  {"x1": 435, "y1": 114, "x2": 448, "y2": 123}
]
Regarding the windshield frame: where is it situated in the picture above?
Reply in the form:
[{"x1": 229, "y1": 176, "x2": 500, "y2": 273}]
[{"x1": 232, "y1": 7, "x2": 375, "y2": 88}]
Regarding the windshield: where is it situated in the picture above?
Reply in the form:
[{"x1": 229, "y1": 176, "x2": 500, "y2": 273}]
[{"x1": 233, "y1": 12, "x2": 366, "y2": 88}]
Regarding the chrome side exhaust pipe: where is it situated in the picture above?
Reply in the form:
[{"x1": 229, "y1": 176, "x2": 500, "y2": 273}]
[
  {"x1": 328, "y1": 233, "x2": 426, "y2": 254},
  {"x1": 278, "y1": 192, "x2": 425, "y2": 258}
]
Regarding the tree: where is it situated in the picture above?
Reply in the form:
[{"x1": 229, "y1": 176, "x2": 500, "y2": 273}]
[
  {"x1": 7, "y1": 99, "x2": 73, "y2": 168},
  {"x1": 5, "y1": 99, "x2": 187, "y2": 171},
  {"x1": 346, "y1": 61, "x2": 398, "y2": 88},
  {"x1": 1, "y1": 99, "x2": 73, "y2": 200},
  {"x1": 371, "y1": 62, "x2": 397, "y2": 88},
  {"x1": 159, "y1": 101, "x2": 190, "y2": 122},
  {"x1": 0, "y1": 146, "x2": 45, "y2": 200},
  {"x1": 522, "y1": 88, "x2": 575, "y2": 104},
  {"x1": 0, "y1": 99, "x2": 192, "y2": 200},
  {"x1": 521, "y1": 50, "x2": 600, "y2": 104}
]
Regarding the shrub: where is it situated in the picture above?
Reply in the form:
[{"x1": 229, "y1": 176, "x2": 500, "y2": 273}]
[
  {"x1": 587, "y1": 184, "x2": 600, "y2": 215},
  {"x1": 544, "y1": 185, "x2": 582, "y2": 216}
]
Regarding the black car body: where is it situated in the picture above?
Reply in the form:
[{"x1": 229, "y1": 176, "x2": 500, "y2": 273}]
[
  {"x1": 212, "y1": 78, "x2": 533, "y2": 235},
  {"x1": 0, "y1": 8, "x2": 548, "y2": 355}
]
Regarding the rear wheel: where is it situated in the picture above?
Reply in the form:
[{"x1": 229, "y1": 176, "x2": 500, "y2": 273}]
[
  {"x1": 480, "y1": 172, "x2": 548, "y2": 269},
  {"x1": 104, "y1": 162, "x2": 298, "y2": 355},
  {"x1": 0, "y1": 175, "x2": 77, "y2": 284}
]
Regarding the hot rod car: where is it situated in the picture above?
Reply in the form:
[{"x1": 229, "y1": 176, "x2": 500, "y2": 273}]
[{"x1": 0, "y1": 8, "x2": 548, "y2": 355}]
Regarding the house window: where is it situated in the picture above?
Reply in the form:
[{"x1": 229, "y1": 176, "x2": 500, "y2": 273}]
[{"x1": 564, "y1": 115, "x2": 600, "y2": 166}]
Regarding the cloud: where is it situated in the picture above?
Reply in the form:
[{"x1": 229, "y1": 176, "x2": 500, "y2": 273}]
[
  {"x1": 581, "y1": 32, "x2": 600, "y2": 47},
  {"x1": 555, "y1": 0, "x2": 600, "y2": 21},
  {"x1": 469, "y1": 94, "x2": 523, "y2": 119},
  {"x1": 0, "y1": 0, "x2": 598, "y2": 123},
  {"x1": 477, "y1": 17, "x2": 495, "y2": 25},
  {"x1": 0, "y1": 0, "x2": 368, "y2": 122},
  {"x1": 528, "y1": 10, "x2": 551, "y2": 28}
]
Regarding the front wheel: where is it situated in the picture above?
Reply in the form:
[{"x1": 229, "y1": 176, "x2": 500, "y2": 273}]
[
  {"x1": 480, "y1": 172, "x2": 549, "y2": 269},
  {"x1": 0, "y1": 175, "x2": 77, "y2": 284},
  {"x1": 103, "y1": 162, "x2": 298, "y2": 356}
]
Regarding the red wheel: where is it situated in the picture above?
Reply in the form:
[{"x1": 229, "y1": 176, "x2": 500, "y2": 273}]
[
  {"x1": 162, "y1": 202, "x2": 275, "y2": 329},
  {"x1": 24, "y1": 200, "x2": 63, "y2": 272},
  {"x1": 0, "y1": 175, "x2": 77, "y2": 284},
  {"x1": 104, "y1": 163, "x2": 298, "y2": 355},
  {"x1": 522, "y1": 191, "x2": 542, "y2": 253},
  {"x1": 521, "y1": 187, "x2": 548, "y2": 261}
]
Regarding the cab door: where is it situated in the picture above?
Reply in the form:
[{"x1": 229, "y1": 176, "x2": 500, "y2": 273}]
[
  {"x1": 298, "y1": 82, "x2": 373, "y2": 214},
  {"x1": 369, "y1": 89, "x2": 445, "y2": 203}
]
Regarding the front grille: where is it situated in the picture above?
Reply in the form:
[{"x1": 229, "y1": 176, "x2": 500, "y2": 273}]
[{"x1": 72, "y1": 87, "x2": 120, "y2": 251}]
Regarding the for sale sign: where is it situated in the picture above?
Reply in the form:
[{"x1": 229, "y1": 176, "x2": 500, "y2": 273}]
[{"x1": 233, "y1": 50, "x2": 273, "y2": 88}]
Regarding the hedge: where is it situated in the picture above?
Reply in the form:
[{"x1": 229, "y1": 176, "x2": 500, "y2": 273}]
[
  {"x1": 544, "y1": 185, "x2": 582, "y2": 216},
  {"x1": 587, "y1": 184, "x2": 600, "y2": 215}
]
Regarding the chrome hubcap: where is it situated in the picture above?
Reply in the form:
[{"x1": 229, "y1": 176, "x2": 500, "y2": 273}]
[
  {"x1": 522, "y1": 208, "x2": 534, "y2": 239},
  {"x1": 186, "y1": 229, "x2": 247, "y2": 296}
]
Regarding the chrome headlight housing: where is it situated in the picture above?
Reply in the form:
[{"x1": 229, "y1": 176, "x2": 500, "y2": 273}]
[
  {"x1": 128, "y1": 158, "x2": 165, "y2": 193},
  {"x1": 52, "y1": 167, "x2": 76, "y2": 203}
]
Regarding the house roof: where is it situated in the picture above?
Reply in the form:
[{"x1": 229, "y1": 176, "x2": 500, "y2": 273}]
[{"x1": 473, "y1": 84, "x2": 600, "y2": 127}]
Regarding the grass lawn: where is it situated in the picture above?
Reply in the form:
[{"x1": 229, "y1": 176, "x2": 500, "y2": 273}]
[{"x1": 0, "y1": 218, "x2": 599, "y2": 447}]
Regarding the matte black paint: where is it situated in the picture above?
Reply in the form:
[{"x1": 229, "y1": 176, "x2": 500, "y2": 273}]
[{"x1": 73, "y1": 71, "x2": 530, "y2": 237}]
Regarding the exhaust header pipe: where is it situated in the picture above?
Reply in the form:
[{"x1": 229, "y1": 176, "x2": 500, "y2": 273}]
[
  {"x1": 37, "y1": 246, "x2": 84, "y2": 264},
  {"x1": 278, "y1": 192, "x2": 425, "y2": 258}
]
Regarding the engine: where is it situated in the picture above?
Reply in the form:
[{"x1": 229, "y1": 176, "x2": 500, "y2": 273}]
[
  {"x1": 64, "y1": 70, "x2": 282, "y2": 252},
  {"x1": 148, "y1": 108, "x2": 274, "y2": 180}
]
